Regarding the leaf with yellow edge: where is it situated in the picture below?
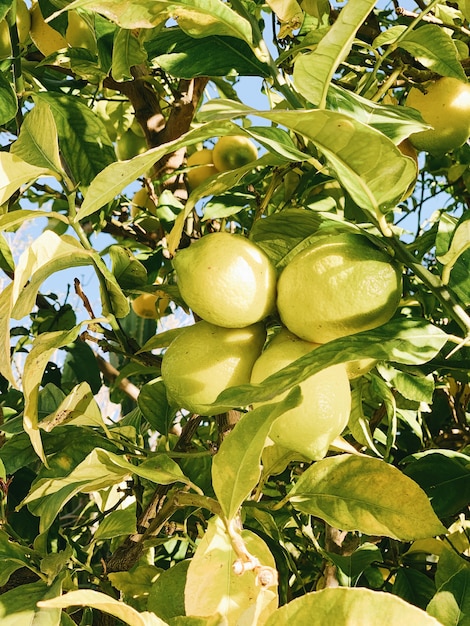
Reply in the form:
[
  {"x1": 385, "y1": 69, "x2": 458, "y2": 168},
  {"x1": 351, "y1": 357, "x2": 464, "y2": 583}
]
[
  {"x1": 23, "y1": 324, "x2": 85, "y2": 463},
  {"x1": 265, "y1": 0, "x2": 303, "y2": 37},
  {"x1": 0, "y1": 152, "x2": 51, "y2": 205},
  {"x1": 38, "y1": 589, "x2": 168, "y2": 625},
  {"x1": 0, "y1": 284, "x2": 16, "y2": 387},
  {"x1": 264, "y1": 587, "x2": 443, "y2": 625}
]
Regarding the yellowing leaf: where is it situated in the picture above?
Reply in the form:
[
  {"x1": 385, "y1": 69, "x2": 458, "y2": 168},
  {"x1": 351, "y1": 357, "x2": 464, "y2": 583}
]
[
  {"x1": 265, "y1": 0, "x2": 303, "y2": 37},
  {"x1": 0, "y1": 284, "x2": 16, "y2": 387},
  {"x1": 0, "y1": 152, "x2": 50, "y2": 205},
  {"x1": 185, "y1": 517, "x2": 278, "y2": 624},
  {"x1": 38, "y1": 589, "x2": 168, "y2": 625},
  {"x1": 11, "y1": 231, "x2": 93, "y2": 319},
  {"x1": 264, "y1": 587, "x2": 443, "y2": 625},
  {"x1": 289, "y1": 455, "x2": 447, "y2": 540}
]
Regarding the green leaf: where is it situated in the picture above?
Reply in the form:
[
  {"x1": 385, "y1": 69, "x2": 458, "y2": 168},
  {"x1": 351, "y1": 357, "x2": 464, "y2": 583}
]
[
  {"x1": 455, "y1": 0, "x2": 470, "y2": 20},
  {"x1": 0, "y1": 152, "x2": 50, "y2": 205},
  {"x1": 57, "y1": 0, "x2": 253, "y2": 42},
  {"x1": 0, "y1": 283, "x2": 15, "y2": 387},
  {"x1": 427, "y1": 565, "x2": 470, "y2": 626},
  {"x1": 325, "y1": 543, "x2": 383, "y2": 587},
  {"x1": 138, "y1": 379, "x2": 176, "y2": 435},
  {"x1": 212, "y1": 387, "x2": 302, "y2": 520},
  {"x1": 92, "y1": 506, "x2": 137, "y2": 541},
  {"x1": 214, "y1": 318, "x2": 448, "y2": 409},
  {"x1": 348, "y1": 384, "x2": 383, "y2": 457},
  {"x1": 146, "y1": 28, "x2": 271, "y2": 78},
  {"x1": 36, "y1": 92, "x2": 116, "y2": 188},
  {"x1": 38, "y1": 589, "x2": 168, "y2": 626},
  {"x1": 292, "y1": 0, "x2": 377, "y2": 107},
  {"x1": 437, "y1": 212, "x2": 470, "y2": 285},
  {"x1": 264, "y1": 587, "x2": 443, "y2": 625},
  {"x1": 11, "y1": 99, "x2": 64, "y2": 176},
  {"x1": 109, "y1": 244, "x2": 148, "y2": 289},
  {"x1": 398, "y1": 24, "x2": 467, "y2": 81},
  {"x1": 326, "y1": 83, "x2": 430, "y2": 143},
  {"x1": 0, "y1": 209, "x2": 69, "y2": 231},
  {"x1": 392, "y1": 568, "x2": 436, "y2": 610},
  {"x1": 0, "y1": 231, "x2": 14, "y2": 275},
  {"x1": 401, "y1": 451, "x2": 470, "y2": 518},
  {"x1": 11, "y1": 231, "x2": 93, "y2": 320},
  {"x1": 61, "y1": 341, "x2": 103, "y2": 395},
  {"x1": 41, "y1": 382, "x2": 105, "y2": 431},
  {"x1": 185, "y1": 516, "x2": 277, "y2": 623},
  {"x1": 200, "y1": 102, "x2": 417, "y2": 216},
  {"x1": 112, "y1": 28, "x2": 147, "y2": 81},
  {"x1": 0, "y1": 580, "x2": 62, "y2": 626},
  {"x1": 0, "y1": 530, "x2": 42, "y2": 586},
  {"x1": 0, "y1": 69, "x2": 17, "y2": 126},
  {"x1": 148, "y1": 560, "x2": 190, "y2": 621},
  {"x1": 289, "y1": 455, "x2": 446, "y2": 540},
  {"x1": 23, "y1": 324, "x2": 84, "y2": 464}
]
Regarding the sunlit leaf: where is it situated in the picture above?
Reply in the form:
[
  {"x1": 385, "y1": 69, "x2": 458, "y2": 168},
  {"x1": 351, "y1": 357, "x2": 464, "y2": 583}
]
[
  {"x1": 0, "y1": 152, "x2": 51, "y2": 205},
  {"x1": 212, "y1": 387, "x2": 301, "y2": 520},
  {"x1": 293, "y1": 0, "x2": 377, "y2": 106},
  {"x1": 0, "y1": 70, "x2": 17, "y2": 126},
  {"x1": 0, "y1": 580, "x2": 62, "y2": 626},
  {"x1": 38, "y1": 589, "x2": 168, "y2": 625},
  {"x1": 112, "y1": 28, "x2": 147, "y2": 81},
  {"x1": 11, "y1": 98, "x2": 64, "y2": 176},
  {"x1": 264, "y1": 587, "x2": 443, "y2": 625},
  {"x1": 185, "y1": 516, "x2": 278, "y2": 623},
  {"x1": 214, "y1": 318, "x2": 448, "y2": 409},
  {"x1": 289, "y1": 455, "x2": 447, "y2": 540}
]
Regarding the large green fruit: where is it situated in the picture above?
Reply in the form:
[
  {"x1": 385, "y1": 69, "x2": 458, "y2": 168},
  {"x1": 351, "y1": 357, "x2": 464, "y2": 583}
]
[
  {"x1": 212, "y1": 135, "x2": 258, "y2": 172},
  {"x1": 161, "y1": 321, "x2": 266, "y2": 416},
  {"x1": 277, "y1": 233, "x2": 402, "y2": 344},
  {"x1": 115, "y1": 128, "x2": 148, "y2": 160},
  {"x1": 406, "y1": 77, "x2": 470, "y2": 155},
  {"x1": 250, "y1": 330, "x2": 351, "y2": 460},
  {"x1": 173, "y1": 232, "x2": 277, "y2": 328}
]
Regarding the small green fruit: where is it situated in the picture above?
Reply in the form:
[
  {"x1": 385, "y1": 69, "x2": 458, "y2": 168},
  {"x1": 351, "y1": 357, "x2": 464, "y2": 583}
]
[{"x1": 212, "y1": 135, "x2": 258, "y2": 172}]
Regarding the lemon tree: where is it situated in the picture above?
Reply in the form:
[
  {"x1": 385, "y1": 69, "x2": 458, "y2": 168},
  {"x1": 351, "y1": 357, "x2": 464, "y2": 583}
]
[{"x1": 0, "y1": 0, "x2": 469, "y2": 623}]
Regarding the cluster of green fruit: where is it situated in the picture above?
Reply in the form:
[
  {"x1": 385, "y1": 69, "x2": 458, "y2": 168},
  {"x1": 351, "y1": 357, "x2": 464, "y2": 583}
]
[
  {"x1": 0, "y1": 0, "x2": 96, "y2": 59},
  {"x1": 186, "y1": 136, "x2": 258, "y2": 189},
  {"x1": 161, "y1": 231, "x2": 402, "y2": 460}
]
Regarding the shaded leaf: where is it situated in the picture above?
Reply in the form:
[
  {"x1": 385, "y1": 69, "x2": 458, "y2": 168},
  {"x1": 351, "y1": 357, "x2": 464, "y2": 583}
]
[
  {"x1": 138, "y1": 379, "x2": 176, "y2": 436},
  {"x1": 427, "y1": 565, "x2": 470, "y2": 626},
  {"x1": 392, "y1": 568, "x2": 436, "y2": 611},
  {"x1": 112, "y1": 28, "x2": 147, "y2": 81},
  {"x1": 93, "y1": 506, "x2": 137, "y2": 541},
  {"x1": 148, "y1": 560, "x2": 190, "y2": 621},
  {"x1": 289, "y1": 455, "x2": 446, "y2": 540},
  {"x1": 0, "y1": 580, "x2": 62, "y2": 626},
  {"x1": 0, "y1": 69, "x2": 17, "y2": 126}
]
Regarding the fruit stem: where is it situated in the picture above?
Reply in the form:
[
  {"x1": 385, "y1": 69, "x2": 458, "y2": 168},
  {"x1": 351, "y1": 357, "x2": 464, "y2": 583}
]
[{"x1": 387, "y1": 235, "x2": 470, "y2": 336}]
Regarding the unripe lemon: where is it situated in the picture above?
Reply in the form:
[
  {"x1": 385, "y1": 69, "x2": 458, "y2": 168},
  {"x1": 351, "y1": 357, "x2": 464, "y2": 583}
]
[
  {"x1": 0, "y1": 0, "x2": 30, "y2": 58},
  {"x1": 132, "y1": 292, "x2": 168, "y2": 319},
  {"x1": 116, "y1": 128, "x2": 148, "y2": 160},
  {"x1": 186, "y1": 149, "x2": 217, "y2": 189},
  {"x1": 212, "y1": 135, "x2": 258, "y2": 172},
  {"x1": 406, "y1": 77, "x2": 470, "y2": 155},
  {"x1": 161, "y1": 321, "x2": 266, "y2": 416},
  {"x1": 250, "y1": 330, "x2": 351, "y2": 460},
  {"x1": 173, "y1": 232, "x2": 277, "y2": 328},
  {"x1": 30, "y1": 2, "x2": 67, "y2": 56},
  {"x1": 277, "y1": 233, "x2": 402, "y2": 344},
  {"x1": 131, "y1": 187, "x2": 157, "y2": 218}
]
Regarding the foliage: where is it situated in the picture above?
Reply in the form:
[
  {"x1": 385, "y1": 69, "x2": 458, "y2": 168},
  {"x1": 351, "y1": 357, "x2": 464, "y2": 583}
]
[{"x1": 0, "y1": 0, "x2": 469, "y2": 624}]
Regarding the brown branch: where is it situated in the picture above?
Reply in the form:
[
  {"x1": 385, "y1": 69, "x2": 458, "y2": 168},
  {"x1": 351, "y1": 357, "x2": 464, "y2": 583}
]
[
  {"x1": 95, "y1": 354, "x2": 140, "y2": 402},
  {"x1": 396, "y1": 6, "x2": 470, "y2": 36}
]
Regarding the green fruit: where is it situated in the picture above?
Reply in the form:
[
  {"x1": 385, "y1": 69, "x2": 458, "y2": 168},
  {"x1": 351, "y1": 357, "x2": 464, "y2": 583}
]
[
  {"x1": 212, "y1": 135, "x2": 258, "y2": 172},
  {"x1": 173, "y1": 232, "x2": 277, "y2": 328},
  {"x1": 0, "y1": 0, "x2": 31, "y2": 58},
  {"x1": 406, "y1": 77, "x2": 470, "y2": 155},
  {"x1": 277, "y1": 233, "x2": 402, "y2": 344},
  {"x1": 116, "y1": 128, "x2": 148, "y2": 160},
  {"x1": 186, "y1": 148, "x2": 217, "y2": 189},
  {"x1": 161, "y1": 321, "x2": 266, "y2": 416},
  {"x1": 65, "y1": 10, "x2": 96, "y2": 52},
  {"x1": 250, "y1": 330, "x2": 351, "y2": 460}
]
